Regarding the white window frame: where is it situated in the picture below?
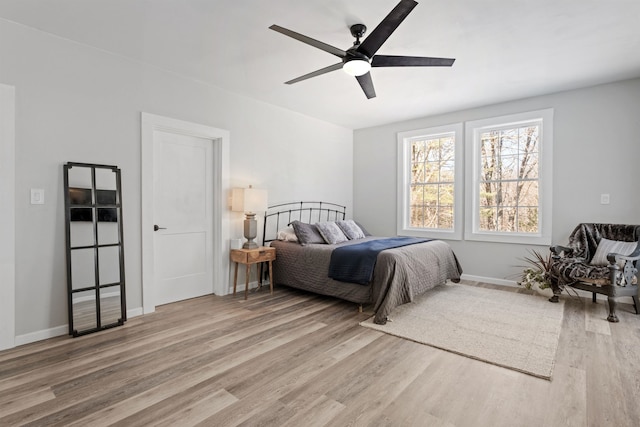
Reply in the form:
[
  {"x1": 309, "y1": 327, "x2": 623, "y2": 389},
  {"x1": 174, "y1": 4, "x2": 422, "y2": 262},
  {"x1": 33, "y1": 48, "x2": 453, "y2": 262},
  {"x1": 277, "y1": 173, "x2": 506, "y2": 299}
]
[
  {"x1": 464, "y1": 109, "x2": 553, "y2": 245},
  {"x1": 397, "y1": 123, "x2": 464, "y2": 240}
]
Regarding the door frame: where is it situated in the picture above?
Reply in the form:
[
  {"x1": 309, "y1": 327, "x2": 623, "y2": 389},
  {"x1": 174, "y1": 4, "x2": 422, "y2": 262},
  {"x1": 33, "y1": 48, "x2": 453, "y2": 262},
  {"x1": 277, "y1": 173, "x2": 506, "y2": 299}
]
[
  {"x1": 141, "y1": 113, "x2": 230, "y2": 314},
  {"x1": 0, "y1": 84, "x2": 16, "y2": 350}
]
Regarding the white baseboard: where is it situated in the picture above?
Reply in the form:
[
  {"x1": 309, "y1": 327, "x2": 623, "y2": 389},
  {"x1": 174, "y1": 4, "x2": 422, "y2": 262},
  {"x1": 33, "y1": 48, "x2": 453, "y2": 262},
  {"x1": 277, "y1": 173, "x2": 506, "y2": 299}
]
[
  {"x1": 460, "y1": 274, "x2": 519, "y2": 288},
  {"x1": 128, "y1": 307, "x2": 143, "y2": 318},
  {"x1": 15, "y1": 325, "x2": 68, "y2": 346},
  {"x1": 13, "y1": 306, "x2": 144, "y2": 347},
  {"x1": 227, "y1": 280, "x2": 262, "y2": 295}
]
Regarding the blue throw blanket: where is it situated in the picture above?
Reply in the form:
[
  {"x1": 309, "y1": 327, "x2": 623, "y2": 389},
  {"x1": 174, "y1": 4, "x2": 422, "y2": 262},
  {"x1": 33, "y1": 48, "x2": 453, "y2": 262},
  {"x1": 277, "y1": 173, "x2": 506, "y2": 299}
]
[{"x1": 328, "y1": 237, "x2": 430, "y2": 285}]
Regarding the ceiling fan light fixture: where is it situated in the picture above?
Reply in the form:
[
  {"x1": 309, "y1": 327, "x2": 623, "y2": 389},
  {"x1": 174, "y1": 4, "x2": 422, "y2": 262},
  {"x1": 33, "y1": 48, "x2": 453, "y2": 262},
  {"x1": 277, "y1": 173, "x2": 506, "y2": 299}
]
[{"x1": 343, "y1": 59, "x2": 371, "y2": 76}]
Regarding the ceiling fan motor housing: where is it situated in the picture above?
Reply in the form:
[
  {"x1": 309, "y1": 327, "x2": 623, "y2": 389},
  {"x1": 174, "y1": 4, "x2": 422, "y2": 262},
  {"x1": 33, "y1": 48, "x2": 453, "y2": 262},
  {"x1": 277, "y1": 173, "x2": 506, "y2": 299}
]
[{"x1": 350, "y1": 24, "x2": 367, "y2": 44}]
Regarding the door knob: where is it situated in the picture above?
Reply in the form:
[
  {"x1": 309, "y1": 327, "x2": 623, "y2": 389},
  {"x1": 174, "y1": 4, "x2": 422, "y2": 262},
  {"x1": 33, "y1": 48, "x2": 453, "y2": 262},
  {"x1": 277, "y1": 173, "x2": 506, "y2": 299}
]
[{"x1": 154, "y1": 224, "x2": 167, "y2": 231}]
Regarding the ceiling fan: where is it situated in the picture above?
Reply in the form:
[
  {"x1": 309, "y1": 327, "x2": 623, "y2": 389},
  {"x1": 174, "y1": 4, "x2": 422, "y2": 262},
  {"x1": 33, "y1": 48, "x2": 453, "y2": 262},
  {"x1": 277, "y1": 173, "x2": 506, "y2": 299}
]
[{"x1": 269, "y1": 0, "x2": 455, "y2": 99}]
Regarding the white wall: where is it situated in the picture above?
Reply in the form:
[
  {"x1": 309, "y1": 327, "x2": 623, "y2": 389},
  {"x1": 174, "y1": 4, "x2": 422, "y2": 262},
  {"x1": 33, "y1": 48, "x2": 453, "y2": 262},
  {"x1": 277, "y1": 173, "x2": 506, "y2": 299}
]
[
  {"x1": 0, "y1": 84, "x2": 16, "y2": 350},
  {"x1": 354, "y1": 78, "x2": 640, "y2": 283},
  {"x1": 0, "y1": 19, "x2": 353, "y2": 340}
]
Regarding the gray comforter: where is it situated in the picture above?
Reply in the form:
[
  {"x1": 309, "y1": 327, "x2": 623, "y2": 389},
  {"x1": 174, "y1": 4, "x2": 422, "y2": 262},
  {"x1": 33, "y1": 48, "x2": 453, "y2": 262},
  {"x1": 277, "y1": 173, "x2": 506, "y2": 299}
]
[{"x1": 270, "y1": 237, "x2": 462, "y2": 324}]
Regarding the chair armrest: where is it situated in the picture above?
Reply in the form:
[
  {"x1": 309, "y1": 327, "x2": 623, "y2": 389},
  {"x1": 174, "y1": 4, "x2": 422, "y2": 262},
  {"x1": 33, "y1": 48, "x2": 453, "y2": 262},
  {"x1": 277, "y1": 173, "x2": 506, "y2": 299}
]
[
  {"x1": 607, "y1": 241, "x2": 640, "y2": 285},
  {"x1": 550, "y1": 245, "x2": 573, "y2": 258},
  {"x1": 606, "y1": 241, "x2": 640, "y2": 265}
]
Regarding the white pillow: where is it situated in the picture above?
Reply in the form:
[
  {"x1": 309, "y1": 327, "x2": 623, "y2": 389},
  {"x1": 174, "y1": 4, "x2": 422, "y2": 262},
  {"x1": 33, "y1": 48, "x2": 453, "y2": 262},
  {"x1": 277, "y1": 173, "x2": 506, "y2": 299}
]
[
  {"x1": 276, "y1": 226, "x2": 298, "y2": 242},
  {"x1": 590, "y1": 238, "x2": 637, "y2": 266}
]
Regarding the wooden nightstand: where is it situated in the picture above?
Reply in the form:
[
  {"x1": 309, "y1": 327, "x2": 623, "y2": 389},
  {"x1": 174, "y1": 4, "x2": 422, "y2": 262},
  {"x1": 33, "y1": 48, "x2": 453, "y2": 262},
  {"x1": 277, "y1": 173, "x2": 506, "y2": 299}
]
[{"x1": 230, "y1": 246, "x2": 276, "y2": 300}]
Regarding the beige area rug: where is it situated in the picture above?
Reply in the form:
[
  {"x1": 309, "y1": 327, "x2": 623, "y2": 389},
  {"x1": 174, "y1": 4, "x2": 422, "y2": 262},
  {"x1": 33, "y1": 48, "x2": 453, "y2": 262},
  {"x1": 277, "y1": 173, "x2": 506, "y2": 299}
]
[{"x1": 360, "y1": 282, "x2": 564, "y2": 380}]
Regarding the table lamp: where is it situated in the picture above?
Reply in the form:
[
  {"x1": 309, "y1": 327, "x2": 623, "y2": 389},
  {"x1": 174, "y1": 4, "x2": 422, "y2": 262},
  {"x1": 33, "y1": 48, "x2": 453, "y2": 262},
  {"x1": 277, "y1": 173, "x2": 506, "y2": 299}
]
[{"x1": 231, "y1": 185, "x2": 268, "y2": 249}]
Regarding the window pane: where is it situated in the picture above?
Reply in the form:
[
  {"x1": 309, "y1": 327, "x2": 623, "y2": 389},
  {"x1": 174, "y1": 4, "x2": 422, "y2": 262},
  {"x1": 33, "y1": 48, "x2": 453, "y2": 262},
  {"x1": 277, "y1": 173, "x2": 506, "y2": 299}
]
[
  {"x1": 500, "y1": 155, "x2": 518, "y2": 180},
  {"x1": 500, "y1": 181, "x2": 518, "y2": 207},
  {"x1": 424, "y1": 207, "x2": 438, "y2": 228},
  {"x1": 412, "y1": 162, "x2": 425, "y2": 183},
  {"x1": 424, "y1": 184, "x2": 438, "y2": 206},
  {"x1": 440, "y1": 184, "x2": 454, "y2": 204},
  {"x1": 479, "y1": 182, "x2": 496, "y2": 207},
  {"x1": 519, "y1": 126, "x2": 539, "y2": 154},
  {"x1": 410, "y1": 185, "x2": 423, "y2": 205},
  {"x1": 410, "y1": 205, "x2": 424, "y2": 227},
  {"x1": 411, "y1": 140, "x2": 425, "y2": 162},
  {"x1": 481, "y1": 131, "x2": 499, "y2": 156},
  {"x1": 479, "y1": 207, "x2": 496, "y2": 231},
  {"x1": 517, "y1": 207, "x2": 539, "y2": 233},
  {"x1": 440, "y1": 136, "x2": 455, "y2": 154},
  {"x1": 438, "y1": 206, "x2": 454, "y2": 229},
  {"x1": 519, "y1": 150, "x2": 539, "y2": 179},
  {"x1": 440, "y1": 161, "x2": 455, "y2": 182},
  {"x1": 497, "y1": 207, "x2": 517, "y2": 232},
  {"x1": 426, "y1": 139, "x2": 440, "y2": 162},
  {"x1": 424, "y1": 162, "x2": 440, "y2": 183},
  {"x1": 517, "y1": 180, "x2": 539, "y2": 206},
  {"x1": 500, "y1": 129, "x2": 518, "y2": 155}
]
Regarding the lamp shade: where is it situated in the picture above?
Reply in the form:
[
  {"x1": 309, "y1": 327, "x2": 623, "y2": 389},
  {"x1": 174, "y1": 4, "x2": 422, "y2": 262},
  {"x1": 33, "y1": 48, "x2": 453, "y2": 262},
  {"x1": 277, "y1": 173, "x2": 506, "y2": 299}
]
[
  {"x1": 231, "y1": 188, "x2": 245, "y2": 212},
  {"x1": 231, "y1": 186, "x2": 268, "y2": 214},
  {"x1": 243, "y1": 187, "x2": 268, "y2": 213}
]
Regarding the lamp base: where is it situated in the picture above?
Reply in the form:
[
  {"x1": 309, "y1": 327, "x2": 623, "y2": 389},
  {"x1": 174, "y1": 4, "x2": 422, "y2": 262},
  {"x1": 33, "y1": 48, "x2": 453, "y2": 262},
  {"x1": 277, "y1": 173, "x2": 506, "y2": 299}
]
[
  {"x1": 243, "y1": 240, "x2": 259, "y2": 249},
  {"x1": 243, "y1": 213, "x2": 258, "y2": 250}
]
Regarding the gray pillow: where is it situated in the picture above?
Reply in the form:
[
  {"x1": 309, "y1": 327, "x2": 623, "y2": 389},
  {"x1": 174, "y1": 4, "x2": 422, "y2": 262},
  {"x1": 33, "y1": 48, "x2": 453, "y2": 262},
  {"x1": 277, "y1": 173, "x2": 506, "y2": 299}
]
[
  {"x1": 315, "y1": 221, "x2": 348, "y2": 244},
  {"x1": 290, "y1": 220, "x2": 325, "y2": 245},
  {"x1": 336, "y1": 219, "x2": 366, "y2": 240}
]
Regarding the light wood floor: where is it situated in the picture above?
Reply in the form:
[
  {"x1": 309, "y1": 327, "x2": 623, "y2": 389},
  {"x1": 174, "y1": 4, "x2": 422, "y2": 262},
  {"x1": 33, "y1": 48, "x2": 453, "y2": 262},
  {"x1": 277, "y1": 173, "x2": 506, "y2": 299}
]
[{"x1": 1, "y1": 281, "x2": 639, "y2": 426}]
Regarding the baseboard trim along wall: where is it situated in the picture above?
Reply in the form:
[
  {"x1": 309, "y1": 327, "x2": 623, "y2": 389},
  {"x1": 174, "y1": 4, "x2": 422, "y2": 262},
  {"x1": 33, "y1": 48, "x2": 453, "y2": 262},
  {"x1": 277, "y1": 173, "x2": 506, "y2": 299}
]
[
  {"x1": 14, "y1": 307, "x2": 144, "y2": 347},
  {"x1": 14, "y1": 325, "x2": 68, "y2": 347},
  {"x1": 227, "y1": 280, "x2": 263, "y2": 296},
  {"x1": 460, "y1": 274, "x2": 519, "y2": 288}
]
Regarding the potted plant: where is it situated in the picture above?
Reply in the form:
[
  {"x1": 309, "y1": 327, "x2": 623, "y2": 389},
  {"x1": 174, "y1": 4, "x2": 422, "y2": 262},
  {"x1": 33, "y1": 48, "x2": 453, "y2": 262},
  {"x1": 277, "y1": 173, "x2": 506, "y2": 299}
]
[{"x1": 517, "y1": 249, "x2": 554, "y2": 297}]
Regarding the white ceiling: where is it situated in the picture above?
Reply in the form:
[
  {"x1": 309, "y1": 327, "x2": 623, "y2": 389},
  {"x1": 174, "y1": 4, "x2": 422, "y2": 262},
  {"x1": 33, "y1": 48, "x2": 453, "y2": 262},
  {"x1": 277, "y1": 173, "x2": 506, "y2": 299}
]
[{"x1": 2, "y1": 0, "x2": 640, "y2": 129}]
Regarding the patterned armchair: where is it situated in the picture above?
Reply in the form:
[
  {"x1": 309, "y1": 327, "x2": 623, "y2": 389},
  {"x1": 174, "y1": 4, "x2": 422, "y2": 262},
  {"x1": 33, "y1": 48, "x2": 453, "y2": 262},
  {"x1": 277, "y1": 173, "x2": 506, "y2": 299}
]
[{"x1": 549, "y1": 223, "x2": 640, "y2": 322}]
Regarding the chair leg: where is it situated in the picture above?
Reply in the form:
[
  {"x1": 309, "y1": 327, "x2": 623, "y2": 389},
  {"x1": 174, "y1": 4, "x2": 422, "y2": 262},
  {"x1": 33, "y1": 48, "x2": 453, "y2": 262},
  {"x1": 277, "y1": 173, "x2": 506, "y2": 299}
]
[
  {"x1": 592, "y1": 292, "x2": 597, "y2": 303},
  {"x1": 633, "y1": 296, "x2": 639, "y2": 315},
  {"x1": 548, "y1": 279, "x2": 562, "y2": 303},
  {"x1": 607, "y1": 297, "x2": 619, "y2": 323}
]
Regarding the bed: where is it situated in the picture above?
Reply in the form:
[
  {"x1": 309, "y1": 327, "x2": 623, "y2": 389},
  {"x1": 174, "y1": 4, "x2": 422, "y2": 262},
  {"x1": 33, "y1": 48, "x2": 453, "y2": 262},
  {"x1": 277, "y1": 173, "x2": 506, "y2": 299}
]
[{"x1": 263, "y1": 202, "x2": 463, "y2": 324}]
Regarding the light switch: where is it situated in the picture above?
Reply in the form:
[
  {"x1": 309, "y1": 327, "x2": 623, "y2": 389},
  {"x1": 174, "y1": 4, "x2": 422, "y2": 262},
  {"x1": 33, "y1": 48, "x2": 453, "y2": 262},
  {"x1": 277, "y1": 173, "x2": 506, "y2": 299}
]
[
  {"x1": 600, "y1": 193, "x2": 610, "y2": 205},
  {"x1": 31, "y1": 188, "x2": 45, "y2": 205}
]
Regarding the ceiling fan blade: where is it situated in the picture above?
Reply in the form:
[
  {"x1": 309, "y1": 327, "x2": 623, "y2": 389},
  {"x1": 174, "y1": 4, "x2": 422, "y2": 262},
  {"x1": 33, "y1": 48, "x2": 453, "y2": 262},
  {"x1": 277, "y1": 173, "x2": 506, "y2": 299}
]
[
  {"x1": 269, "y1": 25, "x2": 347, "y2": 58},
  {"x1": 357, "y1": 0, "x2": 418, "y2": 58},
  {"x1": 285, "y1": 62, "x2": 343, "y2": 85},
  {"x1": 356, "y1": 72, "x2": 376, "y2": 99},
  {"x1": 372, "y1": 55, "x2": 456, "y2": 67}
]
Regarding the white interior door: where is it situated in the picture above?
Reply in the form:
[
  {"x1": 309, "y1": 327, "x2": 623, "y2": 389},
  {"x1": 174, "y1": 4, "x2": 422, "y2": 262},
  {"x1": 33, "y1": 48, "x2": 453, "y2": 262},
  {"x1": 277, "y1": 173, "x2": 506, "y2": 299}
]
[{"x1": 153, "y1": 131, "x2": 214, "y2": 305}]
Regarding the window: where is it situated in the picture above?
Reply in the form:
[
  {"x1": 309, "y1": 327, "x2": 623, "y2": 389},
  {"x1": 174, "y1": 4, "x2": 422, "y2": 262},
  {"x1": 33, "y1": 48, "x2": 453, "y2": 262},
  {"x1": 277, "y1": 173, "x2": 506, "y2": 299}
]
[
  {"x1": 465, "y1": 109, "x2": 553, "y2": 244},
  {"x1": 397, "y1": 123, "x2": 463, "y2": 240}
]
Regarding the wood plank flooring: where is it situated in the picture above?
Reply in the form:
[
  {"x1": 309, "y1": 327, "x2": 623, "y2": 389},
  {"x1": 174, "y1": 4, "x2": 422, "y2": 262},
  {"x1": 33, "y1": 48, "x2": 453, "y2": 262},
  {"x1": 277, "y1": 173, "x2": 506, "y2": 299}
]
[{"x1": 1, "y1": 281, "x2": 639, "y2": 426}]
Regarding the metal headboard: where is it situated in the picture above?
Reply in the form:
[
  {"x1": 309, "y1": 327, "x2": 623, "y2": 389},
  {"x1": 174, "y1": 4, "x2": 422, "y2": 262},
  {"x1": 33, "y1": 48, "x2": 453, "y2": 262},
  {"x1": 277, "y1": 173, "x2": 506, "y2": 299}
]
[{"x1": 262, "y1": 201, "x2": 346, "y2": 245}]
